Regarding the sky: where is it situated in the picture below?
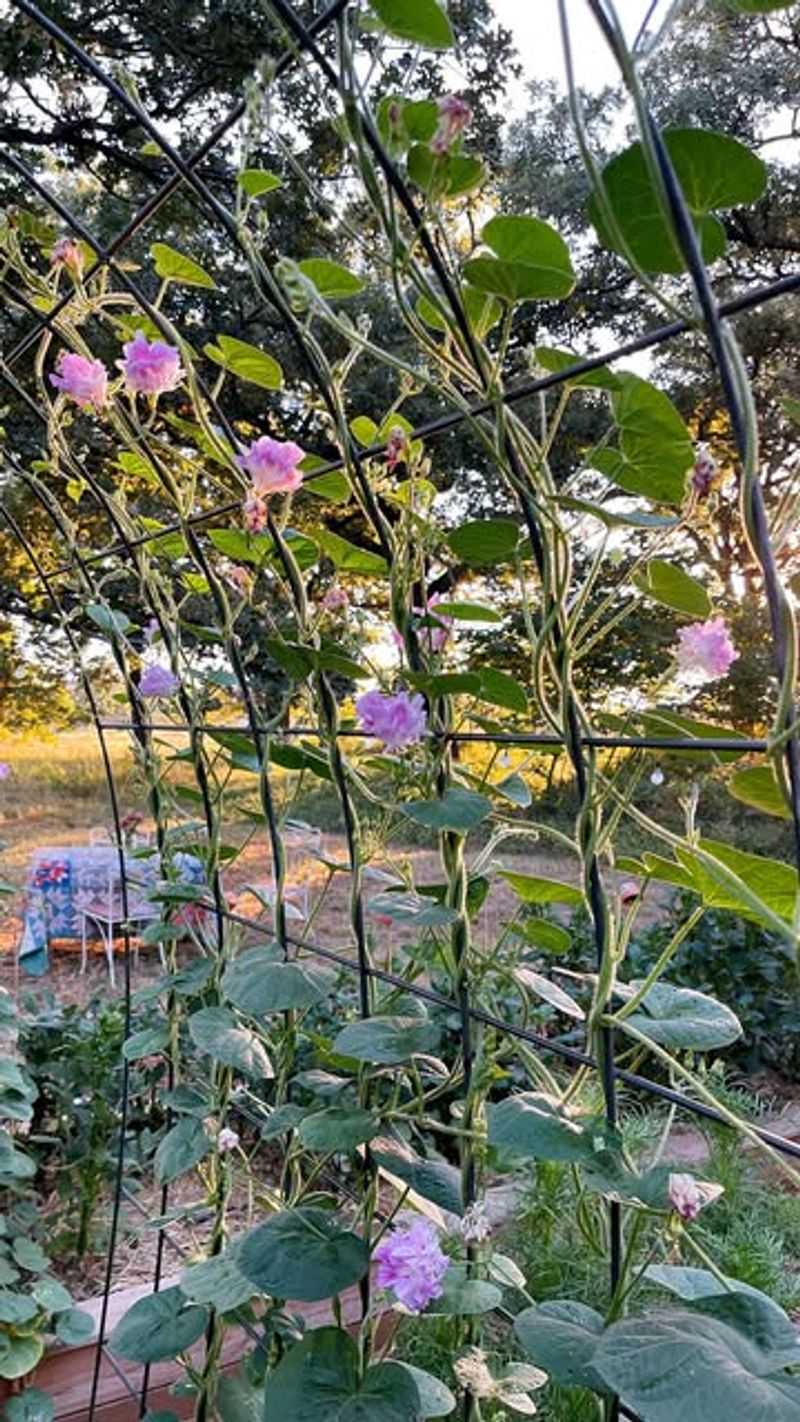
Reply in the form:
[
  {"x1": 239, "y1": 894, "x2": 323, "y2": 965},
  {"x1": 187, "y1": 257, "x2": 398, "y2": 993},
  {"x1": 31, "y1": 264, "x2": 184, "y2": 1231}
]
[{"x1": 492, "y1": 0, "x2": 658, "y2": 97}]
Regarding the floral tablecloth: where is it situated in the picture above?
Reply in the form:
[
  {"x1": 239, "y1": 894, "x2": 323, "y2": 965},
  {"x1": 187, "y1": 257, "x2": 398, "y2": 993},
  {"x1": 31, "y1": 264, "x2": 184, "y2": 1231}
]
[{"x1": 18, "y1": 846, "x2": 202, "y2": 976}]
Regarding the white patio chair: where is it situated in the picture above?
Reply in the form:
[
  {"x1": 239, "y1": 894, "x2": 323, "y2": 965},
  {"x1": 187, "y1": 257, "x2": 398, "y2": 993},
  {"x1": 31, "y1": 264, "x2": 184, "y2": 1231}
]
[{"x1": 76, "y1": 866, "x2": 160, "y2": 986}]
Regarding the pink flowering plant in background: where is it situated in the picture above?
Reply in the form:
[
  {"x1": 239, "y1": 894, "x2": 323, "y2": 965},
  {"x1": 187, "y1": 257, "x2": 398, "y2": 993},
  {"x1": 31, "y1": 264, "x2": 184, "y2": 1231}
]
[
  {"x1": 50, "y1": 352, "x2": 109, "y2": 410},
  {"x1": 356, "y1": 687, "x2": 427, "y2": 749},
  {"x1": 373, "y1": 1217, "x2": 450, "y2": 1313},
  {"x1": 238, "y1": 435, "x2": 304, "y2": 495},
  {"x1": 675, "y1": 616, "x2": 739, "y2": 682},
  {"x1": 118, "y1": 330, "x2": 184, "y2": 396}
]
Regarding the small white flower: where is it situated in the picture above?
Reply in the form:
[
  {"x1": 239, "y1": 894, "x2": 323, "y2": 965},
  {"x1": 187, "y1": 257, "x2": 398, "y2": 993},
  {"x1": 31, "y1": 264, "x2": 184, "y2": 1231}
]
[
  {"x1": 460, "y1": 1201, "x2": 491, "y2": 1244},
  {"x1": 650, "y1": 767, "x2": 665, "y2": 786},
  {"x1": 454, "y1": 1350, "x2": 548, "y2": 1413},
  {"x1": 217, "y1": 1127, "x2": 240, "y2": 1153}
]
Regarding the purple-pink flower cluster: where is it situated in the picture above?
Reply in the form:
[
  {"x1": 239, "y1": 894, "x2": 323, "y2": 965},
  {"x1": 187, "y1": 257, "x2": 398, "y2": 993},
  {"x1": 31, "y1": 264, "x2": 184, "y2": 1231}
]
[
  {"x1": 50, "y1": 236, "x2": 84, "y2": 277},
  {"x1": 675, "y1": 616, "x2": 738, "y2": 682},
  {"x1": 118, "y1": 331, "x2": 184, "y2": 396},
  {"x1": 238, "y1": 436, "x2": 304, "y2": 495},
  {"x1": 50, "y1": 353, "x2": 109, "y2": 411},
  {"x1": 393, "y1": 594, "x2": 454, "y2": 655},
  {"x1": 431, "y1": 94, "x2": 472, "y2": 156},
  {"x1": 356, "y1": 688, "x2": 427, "y2": 750},
  {"x1": 373, "y1": 1217, "x2": 449, "y2": 1313},
  {"x1": 140, "y1": 664, "x2": 180, "y2": 698}
]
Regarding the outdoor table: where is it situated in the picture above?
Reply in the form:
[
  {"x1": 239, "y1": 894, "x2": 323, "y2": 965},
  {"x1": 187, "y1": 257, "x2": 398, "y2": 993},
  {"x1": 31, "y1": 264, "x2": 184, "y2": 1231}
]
[{"x1": 18, "y1": 845, "x2": 203, "y2": 976}]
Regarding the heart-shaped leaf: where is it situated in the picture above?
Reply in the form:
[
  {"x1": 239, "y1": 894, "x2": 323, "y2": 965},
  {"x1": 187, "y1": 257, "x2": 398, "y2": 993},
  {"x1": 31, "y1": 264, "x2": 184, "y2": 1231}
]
[
  {"x1": 333, "y1": 1016, "x2": 441, "y2": 1065},
  {"x1": 238, "y1": 1209, "x2": 369, "y2": 1302},
  {"x1": 266, "y1": 1327, "x2": 422, "y2": 1421},
  {"x1": 188, "y1": 1007, "x2": 273, "y2": 1078},
  {"x1": 109, "y1": 1286, "x2": 209, "y2": 1363}
]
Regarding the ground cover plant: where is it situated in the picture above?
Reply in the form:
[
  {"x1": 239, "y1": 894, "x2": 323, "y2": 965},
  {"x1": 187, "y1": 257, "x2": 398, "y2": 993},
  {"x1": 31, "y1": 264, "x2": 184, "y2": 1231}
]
[{"x1": 1, "y1": 1, "x2": 800, "y2": 1421}]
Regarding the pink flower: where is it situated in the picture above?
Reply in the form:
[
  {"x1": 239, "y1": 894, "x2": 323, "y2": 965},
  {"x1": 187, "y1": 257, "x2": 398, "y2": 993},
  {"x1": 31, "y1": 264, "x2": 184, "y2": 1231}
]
[
  {"x1": 691, "y1": 445, "x2": 717, "y2": 499},
  {"x1": 217, "y1": 1127, "x2": 240, "y2": 1153},
  {"x1": 238, "y1": 436, "x2": 304, "y2": 495},
  {"x1": 221, "y1": 562, "x2": 252, "y2": 596},
  {"x1": 242, "y1": 493, "x2": 268, "y2": 533},
  {"x1": 373, "y1": 1217, "x2": 449, "y2": 1313},
  {"x1": 393, "y1": 595, "x2": 454, "y2": 656},
  {"x1": 356, "y1": 688, "x2": 427, "y2": 750},
  {"x1": 668, "y1": 1172, "x2": 723, "y2": 1221},
  {"x1": 675, "y1": 616, "x2": 738, "y2": 682},
  {"x1": 140, "y1": 664, "x2": 180, "y2": 698},
  {"x1": 118, "y1": 330, "x2": 184, "y2": 396},
  {"x1": 0, "y1": 763, "x2": 10, "y2": 781},
  {"x1": 430, "y1": 94, "x2": 472, "y2": 156},
  {"x1": 50, "y1": 352, "x2": 108, "y2": 411},
  {"x1": 322, "y1": 584, "x2": 349, "y2": 612},
  {"x1": 619, "y1": 880, "x2": 640, "y2": 906},
  {"x1": 50, "y1": 236, "x2": 83, "y2": 276},
  {"x1": 386, "y1": 426, "x2": 409, "y2": 472}
]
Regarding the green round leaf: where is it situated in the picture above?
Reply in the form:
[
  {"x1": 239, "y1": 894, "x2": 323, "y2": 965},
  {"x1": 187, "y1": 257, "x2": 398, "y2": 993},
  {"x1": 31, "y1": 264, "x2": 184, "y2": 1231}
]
[
  {"x1": 728, "y1": 764, "x2": 791, "y2": 819},
  {"x1": 368, "y1": 0, "x2": 454, "y2": 49},
  {"x1": 425, "y1": 1267, "x2": 502, "y2": 1316},
  {"x1": 298, "y1": 1108, "x2": 380, "y2": 1154},
  {"x1": 465, "y1": 215, "x2": 575, "y2": 302},
  {"x1": 623, "y1": 980, "x2": 742, "y2": 1050},
  {"x1": 54, "y1": 1308, "x2": 94, "y2": 1346},
  {"x1": 32, "y1": 1277, "x2": 72, "y2": 1313},
  {"x1": 151, "y1": 242, "x2": 215, "y2": 289},
  {"x1": 297, "y1": 259, "x2": 364, "y2": 299},
  {"x1": 515, "y1": 1300, "x2": 607, "y2": 1391},
  {"x1": 180, "y1": 1249, "x2": 254, "y2": 1311},
  {"x1": 155, "y1": 1117, "x2": 212, "y2": 1185},
  {"x1": 238, "y1": 1209, "x2": 369, "y2": 1302},
  {"x1": 589, "y1": 129, "x2": 767, "y2": 275},
  {"x1": 446, "y1": 518, "x2": 520, "y2": 566},
  {"x1": 399, "y1": 787, "x2": 491, "y2": 835},
  {"x1": 237, "y1": 168, "x2": 282, "y2": 196},
  {"x1": 488, "y1": 1092, "x2": 596, "y2": 1163},
  {"x1": 2, "y1": 1388, "x2": 54, "y2": 1422},
  {"x1": 204, "y1": 334, "x2": 283, "y2": 390},
  {"x1": 333, "y1": 1016, "x2": 441, "y2": 1065},
  {"x1": 109, "y1": 1286, "x2": 209, "y2": 1364},
  {"x1": 222, "y1": 949, "x2": 329, "y2": 1014},
  {"x1": 188, "y1": 1007, "x2": 273, "y2": 1078},
  {"x1": 394, "y1": 1363, "x2": 455, "y2": 1417},
  {"x1": 0, "y1": 1336, "x2": 44, "y2": 1381}
]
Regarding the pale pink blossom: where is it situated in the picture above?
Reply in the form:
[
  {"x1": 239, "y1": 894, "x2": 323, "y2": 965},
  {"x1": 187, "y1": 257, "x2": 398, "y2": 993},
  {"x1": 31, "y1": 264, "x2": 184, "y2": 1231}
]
[
  {"x1": 619, "y1": 880, "x2": 640, "y2": 906},
  {"x1": 118, "y1": 330, "x2": 184, "y2": 396},
  {"x1": 217, "y1": 1127, "x2": 240, "y2": 1153},
  {"x1": 373, "y1": 1217, "x2": 449, "y2": 1313},
  {"x1": 393, "y1": 594, "x2": 454, "y2": 655},
  {"x1": 668, "y1": 1172, "x2": 723, "y2": 1221},
  {"x1": 140, "y1": 664, "x2": 180, "y2": 698},
  {"x1": 50, "y1": 236, "x2": 84, "y2": 277},
  {"x1": 242, "y1": 493, "x2": 268, "y2": 533},
  {"x1": 675, "y1": 616, "x2": 738, "y2": 682},
  {"x1": 460, "y1": 1201, "x2": 491, "y2": 1244},
  {"x1": 221, "y1": 562, "x2": 252, "y2": 596},
  {"x1": 322, "y1": 584, "x2": 349, "y2": 612},
  {"x1": 691, "y1": 444, "x2": 718, "y2": 499},
  {"x1": 385, "y1": 426, "x2": 408, "y2": 472},
  {"x1": 50, "y1": 352, "x2": 109, "y2": 411},
  {"x1": 356, "y1": 688, "x2": 427, "y2": 750},
  {"x1": 430, "y1": 94, "x2": 472, "y2": 155},
  {"x1": 238, "y1": 436, "x2": 304, "y2": 495}
]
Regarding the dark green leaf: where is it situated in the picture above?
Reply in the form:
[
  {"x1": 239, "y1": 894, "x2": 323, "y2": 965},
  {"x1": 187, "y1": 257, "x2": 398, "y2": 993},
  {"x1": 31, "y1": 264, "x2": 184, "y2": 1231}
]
[
  {"x1": 464, "y1": 215, "x2": 575, "y2": 302},
  {"x1": 180, "y1": 1249, "x2": 254, "y2": 1311},
  {"x1": 298, "y1": 1108, "x2": 379, "y2": 1153},
  {"x1": 590, "y1": 129, "x2": 767, "y2": 274},
  {"x1": 515, "y1": 1301, "x2": 607, "y2": 1391},
  {"x1": 222, "y1": 949, "x2": 329, "y2": 1014},
  {"x1": 634, "y1": 559, "x2": 711, "y2": 618},
  {"x1": 488, "y1": 1092, "x2": 595, "y2": 1163},
  {"x1": 109, "y1": 1286, "x2": 209, "y2": 1363},
  {"x1": 155, "y1": 1117, "x2": 212, "y2": 1185},
  {"x1": 311, "y1": 527, "x2": 388, "y2": 573},
  {"x1": 333, "y1": 1016, "x2": 441, "y2": 1065},
  {"x1": 479, "y1": 666, "x2": 528, "y2": 714},
  {"x1": 500, "y1": 870, "x2": 583, "y2": 907},
  {"x1": 368, "y1": 0, "x2": 454, "y2": 49},
  {"x1": 188, "y1": 1007, "x2": 273, "y2": 1078},
  {"x1": 238, "y1": 1209, "x2": 369, "y2": 1302},
  {"x1": 371, "y1": 1136, "x2": 463, "y2": 1215},
  {"x1": 446, "y1": 519, "x2": 519, "y2": 566},
  {"x1": 399, "y1": 788, "x2": 492, "y2": 834}
]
